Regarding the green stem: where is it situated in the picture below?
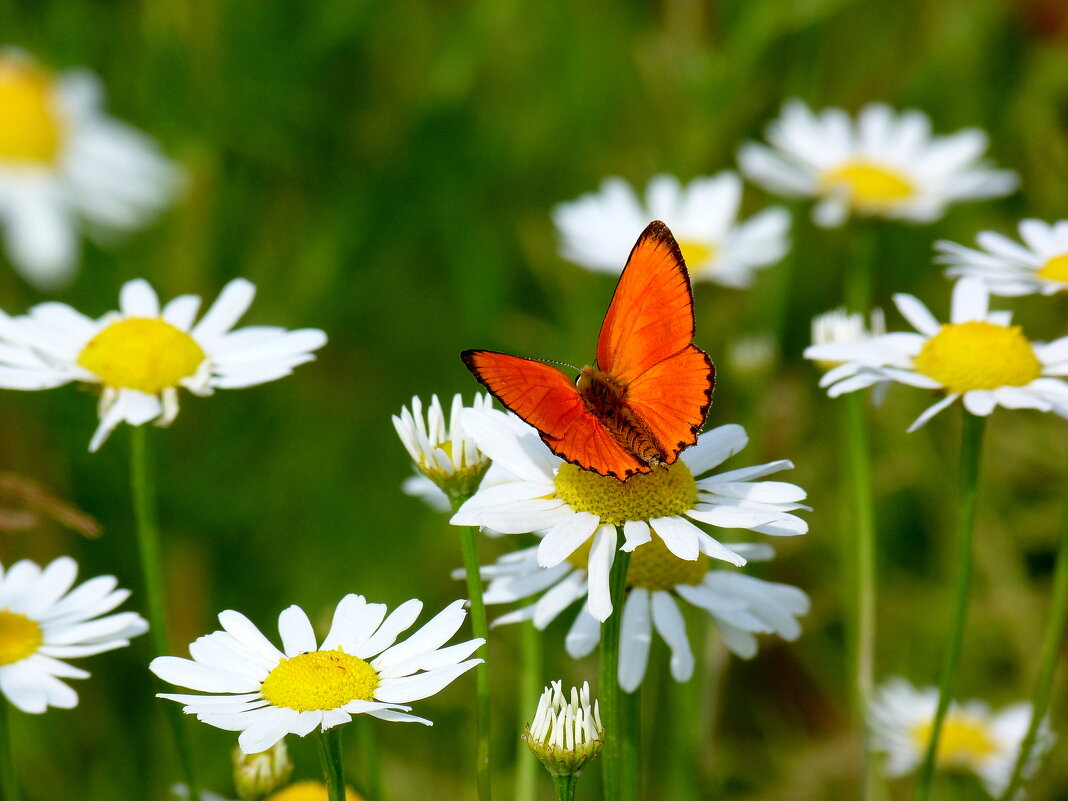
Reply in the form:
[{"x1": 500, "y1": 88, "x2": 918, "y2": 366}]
[
  {"x1": 129, "y1": 426, "x2": 201, "y2": 801},
  {"x1": 551, "y1": 773, "x2": 578, "y2": 801},
  {"x1": 317, "y1": 727, "x2": 346, "y2": 801},
  {"x1": 356, "y1": 716, "x2": 385, "y2": 801},
  {"x1": 914, "y1": 411, "x2": 986, "y2": 801},
  {"x1": 457, "y1": 523, "x2": 492, "y2": 801},
  {"x1": 514, "y1": 623, "x2": 543, "y2": 801},
  {"x1": 600, "y1": 544, "x2": 632, "y2": 801},
  {"x1": 997, "y1": 445, "x2": 1068, "y2": 801},
  {"x1": 0, "y1": 700, "x2": 21, "y2": 801}
]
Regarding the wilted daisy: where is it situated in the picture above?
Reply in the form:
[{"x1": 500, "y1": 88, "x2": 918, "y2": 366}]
[
  {"x1": 0, "y1": 49, "x2": 180, "y2": 289},
  {"x1": 475, "y1": 540, "x2": 808, "y2": 691},
  {"x1": 805, "y1": 278, "x2": 1068, "y2": 431},
  {"x1": 869, "y1": 678, "x2": 1053, "y2": 796},
  {"x1": 150, "y1": 594, "x2": 483, "y2": 754},
  {"x1": 451, "y1": 409, "x2": 808, "y2": 621},
  {"x1": 937, "y1": 219, "x2": 1068, "y2": 297},
  {"x1": 0, "y1": 277, "x2": 327, "y2": 451},
  {"x1": 739, "y1": 100, "x2": 1016, "y2": 227},
  {"x1": 552, "y1": 172, "x2": 790, "y2": 287},
  {"x1": 0, "y1": 555, "x2": 147, "y2": 713},
  {"x1": 523, "y1": 680, "x2": 604, "y2": 777}
]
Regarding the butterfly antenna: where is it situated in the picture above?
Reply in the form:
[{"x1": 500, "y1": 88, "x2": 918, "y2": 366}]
[{"x1": 536, "y1": 357, "x2": 581, "y2": 372}]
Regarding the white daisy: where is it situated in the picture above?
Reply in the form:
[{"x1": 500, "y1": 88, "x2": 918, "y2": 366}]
[
  {"x1": 0, "y1": 277, "x2": 327, "y2": 451},
  {"x1": 552, "y1": 172, "x2": 790, "y2": 288},
  {"x1": 0, "y1": 555, "x2": 148, "y2": 713},
  {"x1": 523, "y1": 680, "x2": 604, "y2": 776},
  {"x1": 172, "y1": 780, "x2": 362, "y2": 801},
  {"x1": 804, "y1": 278, "x2": 1068, "y2": 431},
  {"x1": 937, "y1": 219, "x2": 1068, "y2": 297},
  {"x1": 869, "y1": 677, "x2": 1053, "y2": 797},
  {"x1": 150, "y1": 594, "x2": 483, "y2": 754},
  {"x1": 739, "y1": 100, "x2": 1017, "y2": 228},
  {"x1": 450, "y1": 409, "x2": 808, "y2": 622},
  {"x1": 808, "y1": 308, "x2": 889, "y2": 403},
  {"x1": 474, "y1": 539, "x2": 808, "y2": 691},
  {"x1": 0, "y1": 49, "x2": 181, "y2": 289}
]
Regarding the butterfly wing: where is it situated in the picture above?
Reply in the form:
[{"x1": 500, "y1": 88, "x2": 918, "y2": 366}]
[{"x1": 461, "y1": 349, "x2": 648, "y2": 478}]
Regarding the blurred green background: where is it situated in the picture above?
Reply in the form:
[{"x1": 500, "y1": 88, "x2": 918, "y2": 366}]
[{"x1": 1, "y1": 0, "x2": 1067, "y2": 798}]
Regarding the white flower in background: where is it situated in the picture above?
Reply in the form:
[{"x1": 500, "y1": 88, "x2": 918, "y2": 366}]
[
  {"x1": 150, "y1": 594, "x2": 483, "y2": 754},
  {"x1": 937, "y1": 219, "x2": 1068, "y2": 297},
  {"x1": 451, "y1": 409, "x2": 808, "y2": 622},
  {"x1": 0, "y1": 277, "x2": 327, "y2": 451},
  {"x1": 724, "y1": 333, "x2": 778, "y2": 380},
  {"x1": 0, "y1": 556, "x2": 147, "y2": 713},
  {"x1": 172, "y1": 780, "x2": 363, "y2": 801},
  {"x1": 869, "y1": 677, "x2": 1053, "y2": 797},
  {"x1": 808, "y1": 307, "x2": 888, "y2": 389},
  {"x1": 804, "y1": 279, "x2": 1068, "y2": 431},
  {"x1": 552, "y1": 172, "x2": 790, "y2": 287},
  {"x1": 523, "y1": 680, "x2": 604, "y2": 777},
  {"x1": 0, "y1": 49, "x2": 181, "y2": 289},
  {"x1": 473, "y1": 540, "x2": 808, "y2": 691},
  {"x1": 739, "y1": 100, "x2": 1016, "y2": 227}
]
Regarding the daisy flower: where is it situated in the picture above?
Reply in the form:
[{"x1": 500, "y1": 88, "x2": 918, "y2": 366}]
[
  {"x1": 475, "y1": 539, "x2": 808, "y2": 691},
  {"x1": 869, "y1": 677, "x2": 1053, "y2": 797},
  {"x1": 739, "y1": 100, "x2": 1017, "y2": 228},
  {"x1": 808, "y1": 307, "x2": 887, "y2": 383},
  {"x1": 175, "y1": 782, "x2": 363, "y2": 801},
  {"x1": 0, "y1": 277, "x2": 327, "y2": 451},
  {"x1": 0, "y1": 49, "x2": 180, "y2": 289},
  {"x1": 937, "y1": 219, "x2": 1068, "y2": 297},
  {"x1": 523, "y1": 680, "x2": 604, "y2": 777},
  {"x1": 804, "y1": 278, "x2": 1068, "y2": 431},
  {"x1": 450, "y1": 409, "x2": 808, "y2": 621},
  {"x1": 0, "y1": 555, "x2": 148, "y2": 713},
  {"x1": 150, "y1": 594, "x2": 483, "y2": 754},
  {"x1": 552, "y1": 172, "x2": 790, "y2": 288}
]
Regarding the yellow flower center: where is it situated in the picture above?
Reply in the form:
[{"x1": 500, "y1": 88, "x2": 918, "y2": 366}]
[
  {"x1": 1037, "y1": 253, "x2": 1068, "y2": 283},
  {"x1": 76, "y1": 318, "x2": 206, "y2": 394},
  {"x1": 567, "y1": 530, "x2": 708, "y2": 591},
  {"x1": 912, "y1": 321, "x2": 1042, "y2": 394},
  {"x1": 0, "y1": 609, "x2": 43, "y2": 665},
  {"x1": 677, "y1": 240, "x2": 717, "y2": 274},
  {"x1": 0, "y1": 59, "x2": 63, "y2": 164},
  {"x1": 266, "y1": 780, "x2": 363, "y2": 801},
  {"x1": 260, "y1": 648, "x2": 379, "y2": 712},
  {"x1": 820, "y1": 161, "x2": 914, "y2": 212},
  {"x1": 555, "y1": 461, "x2": 697, "y2": 526},
  {"x1": 911, "y1": 714, "x2": 998, "y2": 770}
]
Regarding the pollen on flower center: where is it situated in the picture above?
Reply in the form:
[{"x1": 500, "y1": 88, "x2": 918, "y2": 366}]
[
  {"x1": 677, "y1": 240, "x2": 717, "y2": 273},
  {"x1": 76, "y1": 318, "x2": 206, "y2": 394},
  {"x1": 821, "y1": 161, "x2": 914, "y2": 210},
  {"x1": 260, "y1": 648, "x2": 379, "y2": 712},
  {"x1": 555, "y1": 461, "x2": 697, "y2": 526},
  {"x1": 911, "y1": 715, "x2": 998, "y2": 770},
  {"x1": 0, "y1": 609, "x2": 43, "y2": 665},
  {"x1": 0, "y1": 59, "x2": 63, "y2": 164},
  {"x1": 912, "y1": 321, "x2": 1042, "y2": 394},
  {"x1": 1037, "y1": 253, "x2": 1068, "y2": 283}
]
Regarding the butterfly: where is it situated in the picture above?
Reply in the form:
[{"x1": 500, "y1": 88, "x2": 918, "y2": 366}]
[{"x1": 462, "y1": 220, "x2": 715, "y2": 480}]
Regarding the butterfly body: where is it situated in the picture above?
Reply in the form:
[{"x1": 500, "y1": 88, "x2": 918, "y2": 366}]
[{"x1": 575, "y1": 366, "x2": 666, "y2": 467}]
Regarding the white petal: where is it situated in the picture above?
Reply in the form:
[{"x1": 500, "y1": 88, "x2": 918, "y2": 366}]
[{"x1": 617, "y1": 589, "x2": 651, "y2": 692}]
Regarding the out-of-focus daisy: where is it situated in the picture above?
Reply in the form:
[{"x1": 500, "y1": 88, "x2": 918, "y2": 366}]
[
  {"x1": 474, "y1": 539, "x2": 808, "y2": 691},
  {"x1": 523, "y1": 680, "x2": 604, "y2": 777},
  {"x1": 552, "y1": 172, "x2": 790, "y2": 287},
  {"x1": 869, "y1": 677, "x2": 1053, "y2": 797},
  {"x1": 451, "y1": 409, "x2": 808, "y2": 622},
  {"x1": 724, "y1": 333, "x2": 778, "y2": 381},
  {"x1": 0, "y1": 49, "x2": 180, "y2": 289},
  {"x1": 0, "y1": 555, "x2": 147, "y2": 713},
  {"x1": 808, "y1": 307, "x2": 887, "y2": 376},
  {"x1": 175, "y1": 781, "x2": 363, "y2": 801},
  {"x1": 0, "y1": 278, "x2": 327, "y2": 451},
  {"x1": 150, "y1": 594, "x2": 483, "y2": 754},
  {"x1": 739, "y1": 100, "x2": 1016, "y2": 228},
  {"x1": 937, "y1": 219, "x2": 1068, "y2": 297},
  {"x1": 804, "y1": 278, "x2": 1068, "y2": 431},
  {"x1": 393, "y1": 393, "x2": 493, "y2": 505}
]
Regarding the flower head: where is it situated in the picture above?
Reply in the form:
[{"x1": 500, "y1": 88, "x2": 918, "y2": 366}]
[
  {"x1": 869, "y1": 677, "x2": 1054, "y2": 797},
  {"x1": 0, "y1": 556, "x2": 147, "y2": 713},
  {"x1": 0, "y1": 277, "x2": 327, "y2": 451},
  {"x1": 937, "y1": 219, "x2": 1068, "y2": 297},
  {"x1": 809, "y1": 307, "x2": 886, "y2": 373},
  {"x1": 523, "y1": 680, "x2": 604, "y2": 777},
  {"x1": 150, "y1": 594, "x2": 483, "y2": 754},
  {"x1": 451, "y1": 409, "x2": 808, "y2": 621},
  {"x1": 552, "y1": 173, "x2": 790, "y2": 287},
  {"x1": 0, "y1": 49, "x2": 181, "y2": 289},
  {"x1": 739, "y1": 101, "x2": 1016, "y2": 227},
  {"x1": 232, "y1": 741, "x2": 292, "y2": 801},
  {"x1": 804, "y1": 278, "x2": 1068, "y2": 430}
]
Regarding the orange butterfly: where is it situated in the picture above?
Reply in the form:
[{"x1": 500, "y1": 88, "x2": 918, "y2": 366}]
[{"x1": 462, "y1": 220, "x2": 715, "y2": 480}]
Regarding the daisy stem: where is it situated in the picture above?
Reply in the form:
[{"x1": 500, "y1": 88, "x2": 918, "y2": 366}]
[
  {"x1": 997, "y1": 442, "x2": 1068, "y2": 801},
  {"x1": 129, "y1": 425, "x2": 201, "y2": 801},
  {"x1": 514, "y1": 622, "x2": 543, "y2": 801},
  {"x1": 551, "y1": 773, "x2": 578, "y2": 801},
  {"x1": 457, "y1": 523, "x2": 493, "y2": 801},
  {"x1": 914, "y1": 410, "x2": 985, "y2": 801},
  {"x1": 318, "y1": 727, "x2": 347, "y2": 801},
  {"x1": 600, "y1": 547, "x2": 634, "y2": 801},
  {"x1": 0, "y1": 699, "x2": 20, "y2": 801}
]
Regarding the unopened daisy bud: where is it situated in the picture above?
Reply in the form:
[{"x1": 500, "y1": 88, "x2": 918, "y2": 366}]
[
  {"x1": 232, "y1": 741, "x2": 292, "y2": 801},
  {"x1": 725, "y1": 333, "x2": 777, "y2": 380},
  {"x1": 392, "y1": 393, "x2": 493, "y2": 504},
  {"x1": 523, "y1": 680, "x2": 605, "y2": 779},
  {"x1": 807, "y1": 306, "x2": 885, "y2": 371}
]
